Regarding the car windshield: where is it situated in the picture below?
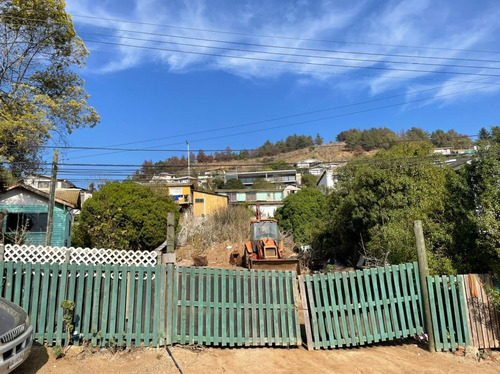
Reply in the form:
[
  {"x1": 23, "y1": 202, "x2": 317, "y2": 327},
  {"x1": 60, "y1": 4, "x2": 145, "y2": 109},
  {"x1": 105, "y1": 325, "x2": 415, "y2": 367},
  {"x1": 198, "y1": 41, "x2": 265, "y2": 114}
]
[{"x1": 252, "y1": 221, "x2": 279, "y2": 240}]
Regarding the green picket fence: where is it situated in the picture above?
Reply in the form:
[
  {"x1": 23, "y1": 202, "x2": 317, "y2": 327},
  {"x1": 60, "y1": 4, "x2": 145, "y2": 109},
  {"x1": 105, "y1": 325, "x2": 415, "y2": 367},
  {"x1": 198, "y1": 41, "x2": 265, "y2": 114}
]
[
  {"x1": 300, "y1": 263, "x2": 424, "y2": 349},
  {"x1": 0, "y1": 261, "x2": 166, "y2": 347},
  {"x1": 0, "y1": 261, "x2": 301, "y2": 348},
  {"x1": 427, "y1": 275, "x2": 470, "y2": 351},
  {"x1": 166, "y1": 266, "x2": 301, "y2": 347}
]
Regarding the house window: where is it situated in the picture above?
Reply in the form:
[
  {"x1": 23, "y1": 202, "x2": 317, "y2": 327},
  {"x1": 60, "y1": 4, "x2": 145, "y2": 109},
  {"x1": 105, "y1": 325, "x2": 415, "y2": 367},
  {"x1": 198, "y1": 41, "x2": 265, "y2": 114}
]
[
  {"x1": 195, "y1": 198, "x2": 205, "y2": 203},
  {"x1": 6, "y1": 213, "x2": 48, "y2": 233},
  {"x1": 37, "y1": 181, "x2": 50, "y2": 189}
]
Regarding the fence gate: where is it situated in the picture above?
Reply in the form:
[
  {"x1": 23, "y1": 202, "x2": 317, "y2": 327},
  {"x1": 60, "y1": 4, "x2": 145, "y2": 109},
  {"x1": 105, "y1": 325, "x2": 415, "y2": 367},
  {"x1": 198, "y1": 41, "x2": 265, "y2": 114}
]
[
  {"x1": 299, "y1": 263, "x2": 424, "y2": 350},
  {"x1": 164, "y1": 266, "x2": 302, "y2": 347}
]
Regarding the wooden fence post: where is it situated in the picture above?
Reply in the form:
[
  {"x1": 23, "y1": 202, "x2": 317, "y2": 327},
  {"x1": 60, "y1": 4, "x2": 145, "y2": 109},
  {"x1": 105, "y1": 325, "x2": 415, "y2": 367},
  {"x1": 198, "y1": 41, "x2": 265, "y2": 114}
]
[{"x1": 413, "y1": 220, "x2": 435, "y2": 353}]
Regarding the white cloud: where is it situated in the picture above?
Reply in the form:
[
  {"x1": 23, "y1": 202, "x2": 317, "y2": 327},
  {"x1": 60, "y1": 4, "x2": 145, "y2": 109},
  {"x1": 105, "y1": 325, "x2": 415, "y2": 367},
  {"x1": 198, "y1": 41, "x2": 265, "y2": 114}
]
[{"x1": 66, "y1": 0, "x2": 500, "y2": 105}]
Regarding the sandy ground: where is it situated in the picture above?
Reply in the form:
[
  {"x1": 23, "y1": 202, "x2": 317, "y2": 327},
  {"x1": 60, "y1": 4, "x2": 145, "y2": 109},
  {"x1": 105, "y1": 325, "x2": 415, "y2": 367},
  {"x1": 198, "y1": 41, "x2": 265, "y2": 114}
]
[{"x1": 15, "y1": 342, "x2": 499, "y2": 374}]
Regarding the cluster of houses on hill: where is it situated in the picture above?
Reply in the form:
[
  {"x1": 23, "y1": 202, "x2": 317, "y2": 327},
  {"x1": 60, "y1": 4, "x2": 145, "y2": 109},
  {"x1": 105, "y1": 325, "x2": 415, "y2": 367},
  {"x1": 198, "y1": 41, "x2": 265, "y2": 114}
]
[
  {"x1": 0, "y1": 158, "x2": 340, "y2": 247},
  {"x1": 0, "y1": 149, "x2": 473, "y2": 248}
]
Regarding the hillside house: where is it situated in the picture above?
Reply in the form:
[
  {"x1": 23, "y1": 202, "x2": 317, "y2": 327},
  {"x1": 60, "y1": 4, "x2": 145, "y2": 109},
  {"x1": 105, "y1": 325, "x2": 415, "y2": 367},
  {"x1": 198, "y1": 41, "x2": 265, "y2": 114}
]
[
  {"x1": 317, "y1": 170, "x2": 338, "y2": 191},
  {"x1": 295, "y1": 158, "x2": 322, "y2": 169},
  {"x1": 224, "y1": 169, "x2": 299, "y2": 189},
  {"x1": 164, "y1": 183, "x2": 227, "y2": 217},
  {"x1": 0, "y1": 184, "x2": 78, "y2": 246},
  {"x1": 216, "y1": 188, "x2": 285, "y2": 218}
]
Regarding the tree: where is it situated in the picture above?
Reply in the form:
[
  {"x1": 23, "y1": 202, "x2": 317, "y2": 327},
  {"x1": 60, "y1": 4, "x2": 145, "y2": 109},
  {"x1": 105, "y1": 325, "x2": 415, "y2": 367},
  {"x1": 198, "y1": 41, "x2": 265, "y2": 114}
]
[
  {"x1": 275, "y1": 188, "x2": 328, "y2": 247},
  {"x1": 315, "y1": 133, "x2": 324, "y2": 146},
  {"x1": 72, "y1": 182, "x2": 179, "y2": 250},
  {"x1": 404, "y1": 127, "x2": 429, "y2": 141},
  {"x1": 252, "y1": 178, "x2": 275, "y2": 189},
  {"x1": 0, "y1": 1, "x2": 99, "y2": 175},
  {"x1": 223, "y1": 179, "x2": 245, "y2": 189},
  {"x1": 316, "y1": 142, "x2": 457, "y2": 274},
  {"x1": 301, "y1": 173, "x2": 317, "y2": 188}
]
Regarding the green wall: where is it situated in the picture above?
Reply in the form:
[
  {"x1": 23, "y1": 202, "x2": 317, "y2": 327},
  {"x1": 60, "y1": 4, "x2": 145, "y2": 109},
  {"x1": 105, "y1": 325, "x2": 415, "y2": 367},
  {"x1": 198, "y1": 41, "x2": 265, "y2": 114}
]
[{"x1": 0, "y1": 203, "x2": 73, "y2": 247}]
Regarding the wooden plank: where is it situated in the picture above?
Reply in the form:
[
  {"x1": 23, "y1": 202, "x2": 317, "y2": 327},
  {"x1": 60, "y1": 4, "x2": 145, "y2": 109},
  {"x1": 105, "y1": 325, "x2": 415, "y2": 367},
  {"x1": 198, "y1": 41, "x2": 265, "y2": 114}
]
[
  {"x1": 22, "y1": 262, "x2": 33, "y2": 312},
  {"x1": 134, "y1": 267, "x2": 144, "y2": 347},
  {"x1": 228, "y1": 269, "x2": 235, "y2": 346},
  {"x1": 117, "y1": 267, "x2": 127, "y2": 347},
  {"x1": 109, "y1": 265, "x2": 119, "y2": 346},
  {"x1": 250, "y1": 270, "x2": 258, "y2": 345},
  {"x1": 305, "y1": 276, "x2": 321, "y2": 349},
  {"x1": 92, "y1": 265, "x2": 102, "y2": 347},
  {"x1": 243, "y1": 269, "x2": 250, "y2": 345},
  {"x1": 442, "y1": 276, "x2": 456, "y2": 350},
  {"x1": 483, "y1": 275, "x2": 500, "y2": 347},
  {"x1": 284, "y1": 271, "x2": 294, "y2": 346},
  {"x1": 82, "y1": 265, "x2": 95, "y2": 342},
  {"x1": 143, "y1": 266, "x2": 152, "y2": 346},
  {"x1": 426, "y1": 277, "x2": 442, "y2": 351},
  {"x1": 264, "y1": 271, "x2": 273, "y2": 345},
  {"x1": 46, "y1": 263, "x2": 60, "y2": 346},
  {"x1": 74, "y1": 266, "x2": 85, "y2": 345},
  {"x1": 13, "y1": 262, "x2": 23, "y2": 305},
  {"x1": 476, "y1": 274, "x2": 491, "y2": 348},
  {"x1": 327, "y1": 273, "x2": 343, "y2": 347},
  {"x1": 319, "y1": 274, "x2": 335, "y2": 348},
  {"x1": 298, "y1": 276, "x2": 314, "y2": 350},
  {"x1": 434, "y1": 276, "x2": 449, "y2": 351},
  {"x1": 341, "y1": 272, "x2": 357, "y2": 346},
  {"x1": 398, "y1": 265, "x2": 413, "y2": 336},
  {"x1": 30, "y1": 263, "x2": 42, "y2": 340},
  {"x1": 257, "y1": 270, "x2": 265, "y2": 346},
  {"x1": 348, "y1": 271, "x2": 364, "y2": 345},
  {"x1": 406, "y1": 264, "x2": 422, "y2": 334},
  {"x1": 198, "y1": 267, "x2": 205, "y2": 345},
  {"x1": 235, "y1": 269, "x2": 243, "y2": 346},
  {"x1": 449, "y1": 275, "x2": 464, "y2": 348},
  {"x1": 213, "y1": 268, "x2": 221, "y2": 345},
  {"x1": 413, "y1": 262, "x2": 424, "y2": 326},
  {"x1": 126, "y1": 266, "x2": 136, "y2": 347},
  {"x1": 189, "y1": 267, "x2": 196, "y2": 345},
  {"x1": 384, "y1": 266, "x2": 401, "y2": 339},
  {"x1": 392, "y1": 265, "x2": 408, "y2": 338},
  {"x1": 5, "y1": 263, "x2": 13, "y2": 300},
  {"x1": 356, "y1": 270, "x2": 372, "y2": 344},
  {"x1": 171, "y1": 266, "x2": 179, "y2": 345},
  {"x1": 377, "y1": 267, "x2": 393, "y2": 340},
  {"x1": 39, "y1": 263, "x2": 51, "y2": 343},
  {"x1": 278, "y1": 272, "x2": 287, "y2": 346},
  {"x1": 0, "y1": 261, "x2": 5, "y2": 297},
  {"x1": 271, "y1": 271, "x2": 280, "y2": 347},
  {"x1": 458, "y1": 275, "x2": 471, "y2": 347},
  {"x1": 55, "y1": 263, "x2": 69, "y2": 346},
  {"x1": 220, "y1": 268, "x2": 227, "y2": 346},
  {"x1": 360, "y1": 269, "x2": 380, "y2": 343},
  {"x1": 334, "y1": 272, "x2": 351, "y2": 347},
  {"x1": 205, "y1": 268, "x2": 213, "y2": 345},
  {"x1": 101, "y1": 265, "x2": 111, "y2": 345},
  {"x1": 179, "y1": 267, "x2": 188, "y2": 345},
  {"x1": 369, "y1": 268, "x2": 385, "y2": 342}
]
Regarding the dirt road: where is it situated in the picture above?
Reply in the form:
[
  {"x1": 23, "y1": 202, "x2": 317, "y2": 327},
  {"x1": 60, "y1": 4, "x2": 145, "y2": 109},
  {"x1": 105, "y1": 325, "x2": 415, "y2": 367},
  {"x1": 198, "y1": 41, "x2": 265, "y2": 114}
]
[{"x1": 16, "y1": 343, "x2": 499, "y2": 374}]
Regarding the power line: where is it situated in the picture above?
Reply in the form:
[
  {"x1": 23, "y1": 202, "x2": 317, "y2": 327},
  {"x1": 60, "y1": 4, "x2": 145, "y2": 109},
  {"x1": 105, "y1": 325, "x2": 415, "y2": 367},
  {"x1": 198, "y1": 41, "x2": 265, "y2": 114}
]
[
  {"x1": 79, "y1": 31, "x2": 500, "y2": 71},
  {"x1": 71, "y1": 14, "x2": 500, "y2": 55},
  {"x1": 82, "y1": 39, "x2": 500, "y2": 79},
  {"x1": 65, "y1": 82, "x2": 495, "y2": 161},
  {"x1": 62, "y1": 78, "x2": 492, "y2": 154},
  {"x1": 7, "y1": 14, "x2": 500, "y2": 64}
]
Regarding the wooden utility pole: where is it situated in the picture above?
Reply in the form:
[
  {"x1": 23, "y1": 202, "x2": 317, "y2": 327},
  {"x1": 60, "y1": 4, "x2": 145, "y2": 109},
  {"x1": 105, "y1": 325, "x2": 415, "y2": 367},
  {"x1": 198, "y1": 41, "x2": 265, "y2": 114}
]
[
  {"x1": 413, "y1": 220, "x2": 435, "y2": 353},
  {"x1": 45, "y1": 150, "x2": 58, "y2": 246},
  {"x1": 186, "y1": 140, "x2": 190, "y2": 177}
]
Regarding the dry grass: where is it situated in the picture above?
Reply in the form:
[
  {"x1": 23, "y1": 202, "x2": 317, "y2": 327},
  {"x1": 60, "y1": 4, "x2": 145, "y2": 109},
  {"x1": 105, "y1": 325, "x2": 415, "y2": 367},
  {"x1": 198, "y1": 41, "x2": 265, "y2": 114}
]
[{"x1": 176, "y1": 206, "x2": 297, "y2": 268}]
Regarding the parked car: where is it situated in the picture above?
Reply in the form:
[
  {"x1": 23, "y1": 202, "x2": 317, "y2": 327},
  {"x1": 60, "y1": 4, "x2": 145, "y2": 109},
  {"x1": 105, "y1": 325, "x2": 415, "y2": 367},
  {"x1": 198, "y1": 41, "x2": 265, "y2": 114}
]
[{"x1": 0, "y1": 297, "x2": 33, "y2": 373}]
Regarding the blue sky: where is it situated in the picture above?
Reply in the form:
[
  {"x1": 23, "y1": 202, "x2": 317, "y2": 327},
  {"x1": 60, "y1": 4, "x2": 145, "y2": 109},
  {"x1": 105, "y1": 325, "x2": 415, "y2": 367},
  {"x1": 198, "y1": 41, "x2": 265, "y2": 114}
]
[{"x1": 52, "y1": 0, "x2": 500, "y2": 184}]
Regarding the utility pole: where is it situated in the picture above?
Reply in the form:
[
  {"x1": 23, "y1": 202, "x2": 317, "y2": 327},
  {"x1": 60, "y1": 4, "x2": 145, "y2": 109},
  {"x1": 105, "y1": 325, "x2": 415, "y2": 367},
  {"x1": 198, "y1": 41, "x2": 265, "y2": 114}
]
[
  {"x1": 46, "y1": 150, "x2": 58, "y2": 246},
  {"x1": 413, "y1": 220, "x2": 435, "y2": 353},
  {"x1": 186, "y1": 140, "x2": 190, "y2": 177}
]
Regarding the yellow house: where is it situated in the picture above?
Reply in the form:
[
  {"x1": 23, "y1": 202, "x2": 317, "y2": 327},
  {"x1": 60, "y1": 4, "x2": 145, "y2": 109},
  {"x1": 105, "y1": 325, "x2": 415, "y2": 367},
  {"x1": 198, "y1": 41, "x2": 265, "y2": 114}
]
[
  {"x1": 165, "y1": 183, "x2": 227, "y2": 217},
  {"x1": 192, "y1": 190, "x2": 227, "y2": 217}
]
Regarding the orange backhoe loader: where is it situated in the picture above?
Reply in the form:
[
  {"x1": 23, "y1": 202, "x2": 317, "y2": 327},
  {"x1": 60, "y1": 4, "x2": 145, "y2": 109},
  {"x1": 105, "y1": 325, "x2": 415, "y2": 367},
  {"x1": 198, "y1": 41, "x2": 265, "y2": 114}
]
[{"x1": 243, "y1": 207, "x2": 300, "y2": 273}]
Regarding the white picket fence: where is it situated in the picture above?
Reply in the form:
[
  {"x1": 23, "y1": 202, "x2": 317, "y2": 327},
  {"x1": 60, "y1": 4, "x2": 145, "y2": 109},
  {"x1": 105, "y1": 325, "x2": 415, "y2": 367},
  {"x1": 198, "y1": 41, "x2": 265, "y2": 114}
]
[{"x1": 0, "y1": 244, "x2": 159, "y2": 266}]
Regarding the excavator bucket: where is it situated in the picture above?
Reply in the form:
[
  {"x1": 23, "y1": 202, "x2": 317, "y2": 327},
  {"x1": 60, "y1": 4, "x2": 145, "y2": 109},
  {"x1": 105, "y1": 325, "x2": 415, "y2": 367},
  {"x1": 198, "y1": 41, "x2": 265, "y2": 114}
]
[{"x1": 248, "y1": 257, "x2": 301, "y2": 274}]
